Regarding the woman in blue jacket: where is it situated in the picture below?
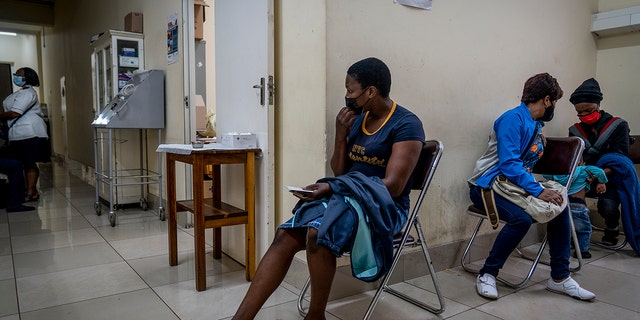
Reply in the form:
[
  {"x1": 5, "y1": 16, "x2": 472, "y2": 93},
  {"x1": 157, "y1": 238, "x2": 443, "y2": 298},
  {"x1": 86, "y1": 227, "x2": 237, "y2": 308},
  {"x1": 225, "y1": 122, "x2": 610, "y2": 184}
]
[
  {"x1": 468, "y1": 73, "x2": 595, "y2": 301},
  {"x1": 233, "y1": 57, "x2": 425, "y2": 320}
]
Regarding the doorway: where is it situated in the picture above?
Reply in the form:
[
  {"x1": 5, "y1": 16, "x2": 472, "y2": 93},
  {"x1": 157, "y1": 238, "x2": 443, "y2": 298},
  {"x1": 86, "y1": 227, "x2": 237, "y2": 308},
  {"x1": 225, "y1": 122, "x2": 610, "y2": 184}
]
[
  {"x1": 59, "y1": 76, "x2": 68, "y2": 159},
  {"x1": 184, "y1": 0, "x2": 276, "y2": 262},
  {"x1": 0, "y1": 63, "x2": 13, "y2": 101}
]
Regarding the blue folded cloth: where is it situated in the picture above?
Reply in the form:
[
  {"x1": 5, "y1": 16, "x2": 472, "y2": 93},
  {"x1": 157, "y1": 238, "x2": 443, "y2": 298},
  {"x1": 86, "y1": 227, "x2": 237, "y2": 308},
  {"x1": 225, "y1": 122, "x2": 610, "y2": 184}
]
[{"x1": 597, "y1": 153, "x2": 640, "y2": 255}]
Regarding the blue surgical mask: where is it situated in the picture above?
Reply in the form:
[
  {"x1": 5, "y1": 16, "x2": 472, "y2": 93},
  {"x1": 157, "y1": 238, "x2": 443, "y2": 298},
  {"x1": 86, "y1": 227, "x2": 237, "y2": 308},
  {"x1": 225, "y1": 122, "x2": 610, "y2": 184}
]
[{"x1": 13, "y1": 75, "x2": 25, "y2": 87}]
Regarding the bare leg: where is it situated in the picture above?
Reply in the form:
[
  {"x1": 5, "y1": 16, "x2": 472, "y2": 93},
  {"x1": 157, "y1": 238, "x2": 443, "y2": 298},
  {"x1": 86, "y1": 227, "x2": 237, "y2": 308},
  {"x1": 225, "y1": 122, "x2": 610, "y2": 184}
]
[
  {"x1": 233, "y1": 228, "x2": 306, "y2": 320},
  {"x1": 304, "y1": 228, "x2": 336, "y2": 320},
  {"x1": 24, "y1": 163, "x2": 39, "y2": 197}
]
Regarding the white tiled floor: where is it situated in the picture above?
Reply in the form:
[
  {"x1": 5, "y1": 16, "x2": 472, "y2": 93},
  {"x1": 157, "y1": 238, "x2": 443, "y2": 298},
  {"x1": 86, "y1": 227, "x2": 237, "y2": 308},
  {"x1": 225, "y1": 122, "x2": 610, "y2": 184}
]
[{"x1": 1, "y1": 161, "x2": 639, "y2": 319}]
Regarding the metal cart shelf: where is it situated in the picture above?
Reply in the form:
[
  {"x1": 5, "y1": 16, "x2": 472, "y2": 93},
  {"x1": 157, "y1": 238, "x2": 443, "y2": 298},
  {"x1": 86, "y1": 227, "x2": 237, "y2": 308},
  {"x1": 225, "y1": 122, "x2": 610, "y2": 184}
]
[{"x1": 92, "y1": 70, "x2": 165, "y2": 226}]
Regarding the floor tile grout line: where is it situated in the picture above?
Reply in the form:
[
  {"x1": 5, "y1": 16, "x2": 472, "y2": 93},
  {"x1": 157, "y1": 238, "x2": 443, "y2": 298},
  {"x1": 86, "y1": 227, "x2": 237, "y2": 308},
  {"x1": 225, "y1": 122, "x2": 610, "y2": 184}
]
[
  {"x1": 4, "y1": 163, "x2": 58, "y2": 318},
  {"x1": 51, "y1": 159, "x2": 234, "y2": 318},
  {"x1": 50, "y1": 163, "x2": 184, "y2": 320},
  {"x1": 28, "y1": 164, "x2": 169, "y2": 312},
  {"x1": 5, "y1": 162, "x2": 173, "y2": 318},
  {"x1": 10, "y1": 165, "x2": 110, "y2": 316},
  {"x1": 5, "y1": 211, "x2": 24, "y2": 318}
]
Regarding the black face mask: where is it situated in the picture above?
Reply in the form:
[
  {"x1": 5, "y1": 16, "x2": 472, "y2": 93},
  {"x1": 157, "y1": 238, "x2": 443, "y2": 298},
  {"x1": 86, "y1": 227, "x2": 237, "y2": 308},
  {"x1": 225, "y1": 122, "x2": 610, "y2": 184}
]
[
  {"x1": 345, "y1": 97, "x2": 361, "y2": 114},
  {"x1": 345, "y1": 88, "x2": 368, "y2": 115},
  {"x1": 540, "y1": 105, "x2": 555, "y2": 122}
]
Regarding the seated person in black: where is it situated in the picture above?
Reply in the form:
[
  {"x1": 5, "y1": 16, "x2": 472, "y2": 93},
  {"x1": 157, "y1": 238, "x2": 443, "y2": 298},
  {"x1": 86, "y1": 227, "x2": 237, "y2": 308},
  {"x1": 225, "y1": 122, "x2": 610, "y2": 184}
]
[
  {"x1": 568, "y1": 78, "x2": 633, "y2": 246},
  {"x1": 0, "y1": 157, "x2": 35, "y2": 212}
]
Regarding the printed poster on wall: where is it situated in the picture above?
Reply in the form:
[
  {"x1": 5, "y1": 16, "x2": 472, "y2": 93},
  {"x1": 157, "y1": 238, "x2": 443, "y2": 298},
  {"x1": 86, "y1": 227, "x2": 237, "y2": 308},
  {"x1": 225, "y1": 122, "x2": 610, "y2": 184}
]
[{"x1": 167, "y1": 12, "x2": 179, "y2": 64}]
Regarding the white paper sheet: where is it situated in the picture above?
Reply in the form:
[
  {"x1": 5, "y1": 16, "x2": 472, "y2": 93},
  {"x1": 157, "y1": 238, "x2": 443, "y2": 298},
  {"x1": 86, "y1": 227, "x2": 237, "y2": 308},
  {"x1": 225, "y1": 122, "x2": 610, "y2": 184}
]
[
  {"x1": 156, "y1": 143, "x2": 255, "y2": 154},
  {"x1": 394, "y1": 0, "x2": 432, "y2": 10}
]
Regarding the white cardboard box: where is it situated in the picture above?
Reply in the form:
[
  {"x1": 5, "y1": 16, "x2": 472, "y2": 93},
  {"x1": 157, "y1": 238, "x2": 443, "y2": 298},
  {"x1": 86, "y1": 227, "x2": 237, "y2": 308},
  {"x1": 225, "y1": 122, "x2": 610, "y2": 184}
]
[
  {"x1": 119, "y1": 56, "x2": 139, "y2": 67},
  {"x1": 203, "y1": 180, "x2": 213, "y2": 199},
  {"x1": 195, "y1": 95, "x2": 206, "y2": 131},
  {"x1": 221, "y1": 133, "x2": 257, "y2": 148}
]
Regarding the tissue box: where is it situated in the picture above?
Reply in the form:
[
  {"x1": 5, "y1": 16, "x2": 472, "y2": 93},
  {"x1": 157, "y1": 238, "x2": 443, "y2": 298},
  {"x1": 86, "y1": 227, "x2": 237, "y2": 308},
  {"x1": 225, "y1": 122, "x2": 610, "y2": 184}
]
[{"x1": 221, "y1": 133, "x2": 257, "y2": 148}]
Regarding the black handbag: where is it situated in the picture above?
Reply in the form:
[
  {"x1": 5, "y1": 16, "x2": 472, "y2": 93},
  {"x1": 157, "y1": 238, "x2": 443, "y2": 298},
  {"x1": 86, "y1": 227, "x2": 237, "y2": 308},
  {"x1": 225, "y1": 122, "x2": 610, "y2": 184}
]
[{"x1": 0, "y1": 121, "x2": 8, "y2": 146}]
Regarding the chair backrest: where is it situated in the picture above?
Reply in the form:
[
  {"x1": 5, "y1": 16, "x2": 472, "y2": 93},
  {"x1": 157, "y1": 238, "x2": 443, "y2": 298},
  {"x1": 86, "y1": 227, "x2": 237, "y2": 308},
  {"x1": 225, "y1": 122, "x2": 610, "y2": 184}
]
[
  {"x1": 411, "y1": 140, "x2": 444, "y2": 191},
  {"x1": 532, "y1": 136, "x2": 584, "y2": 186},
  {"x1": 403, "y1": 140, "x2": 443, "y2": 223},
  {"x1": 629, "y1": 135, "x2": 640, "y2": 164}
]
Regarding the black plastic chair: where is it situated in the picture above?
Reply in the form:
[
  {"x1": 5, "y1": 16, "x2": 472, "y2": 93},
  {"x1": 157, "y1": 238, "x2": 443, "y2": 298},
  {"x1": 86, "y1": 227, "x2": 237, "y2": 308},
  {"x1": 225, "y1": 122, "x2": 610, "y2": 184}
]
[
  {"x1": 297, "y1": 140, "x2": 446, "y2": 318},
  {"x1": 461, "y1": 137, "x2": 585, "y2": 288}
]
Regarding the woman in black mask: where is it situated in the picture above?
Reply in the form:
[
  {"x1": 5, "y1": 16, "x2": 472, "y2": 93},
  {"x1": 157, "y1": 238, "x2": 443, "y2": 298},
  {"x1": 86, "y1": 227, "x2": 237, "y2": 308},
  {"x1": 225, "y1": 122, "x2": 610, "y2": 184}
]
[
  {"x1": 233, "y1": 57, "x2": 425, "y2": 319},
  {"x1": 468, "y1": 73, "x2": 595, "y2": 301}
]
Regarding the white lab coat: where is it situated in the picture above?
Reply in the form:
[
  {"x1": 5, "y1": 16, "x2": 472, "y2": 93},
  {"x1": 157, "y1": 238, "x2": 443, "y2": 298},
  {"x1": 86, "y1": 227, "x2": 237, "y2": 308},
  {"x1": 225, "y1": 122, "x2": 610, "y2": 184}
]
[{"x1": 2, "y1": 85, "x2": 48, "y2": 141}]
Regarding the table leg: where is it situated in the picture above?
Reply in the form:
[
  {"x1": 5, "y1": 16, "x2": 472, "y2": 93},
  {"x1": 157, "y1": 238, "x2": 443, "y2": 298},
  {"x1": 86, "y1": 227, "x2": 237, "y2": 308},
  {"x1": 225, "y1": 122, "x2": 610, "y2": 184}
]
[
  {"x1": 245, "y1": 152, "x2": 256, "y2": 280},
  {"x1": 167, "y1": 156, "x2": 178, "y2": 266},
  {"x1": 213, "y1": 229, "x2": 222, "y2": 259},
  {"x1": 212, "y1": 165, "x2": 222, "y2": 259},
  {"x1": 193, "y1": 155, "x2": 207, "y2": 291}
]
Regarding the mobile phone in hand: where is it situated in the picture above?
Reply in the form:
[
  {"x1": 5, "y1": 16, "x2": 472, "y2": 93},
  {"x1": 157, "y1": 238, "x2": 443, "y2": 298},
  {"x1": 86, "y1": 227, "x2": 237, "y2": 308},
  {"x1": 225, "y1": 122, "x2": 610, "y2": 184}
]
[{"x1": 286, "y1": 186, "x2": 313, "y2": 194}]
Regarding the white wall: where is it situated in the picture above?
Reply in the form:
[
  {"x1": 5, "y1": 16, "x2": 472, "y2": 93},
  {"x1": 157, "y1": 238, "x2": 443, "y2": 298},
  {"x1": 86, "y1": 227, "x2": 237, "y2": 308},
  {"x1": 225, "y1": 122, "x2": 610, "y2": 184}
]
[
  {"x1": 274, "y1": 1, "x2": 602, "y2": 250},
  {"x1": 41, "y1": 0, "x2": 185, "y2": 158},
  {"x1": 0, "y1": 33, "x2": 40, "y2": 94},
  {"x1": 594, "y1": 0, "x2": 640, "y2": 135},
  {"x1": 599, "y1": 0, "x2": 640, "y2": 11},
  {"x1": 595, "y1": 40, "x2": 640, "y2": 135},
  {"x1": 275, "y1": 0, "x2": 327, "y2": 226},
  {"x1": 41, "y1": 0, "x2": 188, "y2": 197},
  {"x1": 318, "y1": 0, "x2": 599, "y2": 245}
]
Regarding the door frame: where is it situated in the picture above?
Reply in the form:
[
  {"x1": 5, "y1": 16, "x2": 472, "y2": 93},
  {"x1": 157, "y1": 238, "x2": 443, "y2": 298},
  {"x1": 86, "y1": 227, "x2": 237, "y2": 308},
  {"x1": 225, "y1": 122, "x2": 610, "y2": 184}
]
[
  {"x1": 182, "y1": 0, "x2": 196, "y2": 201},
  {"x1": 182, "y1": 0, "x2": 277, "y2": 259}
]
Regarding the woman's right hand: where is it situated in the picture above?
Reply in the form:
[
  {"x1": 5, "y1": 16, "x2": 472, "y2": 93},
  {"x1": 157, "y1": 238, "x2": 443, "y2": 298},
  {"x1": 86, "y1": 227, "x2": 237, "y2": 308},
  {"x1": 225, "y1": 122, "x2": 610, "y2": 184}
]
[
  {"x1": 596, "y1": 183, "x2": 607, "y2": 194},
  {"x1": 538, "y1": 188, "x2": 563, "y2": 206},
  {"x1": 335, "y1": 107, "x2": 356, "y2": 140},
  {"x1": 292, "y1": 182, "x2": 332, "y2": 202}
]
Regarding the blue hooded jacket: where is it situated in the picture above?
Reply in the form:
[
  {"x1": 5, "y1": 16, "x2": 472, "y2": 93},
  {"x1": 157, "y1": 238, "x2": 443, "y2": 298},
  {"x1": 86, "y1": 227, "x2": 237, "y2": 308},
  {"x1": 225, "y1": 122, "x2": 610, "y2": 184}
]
[
  {"x1": 469, "y1": 103, "x2": 544, "y2": 197},
  {"x1": 596, "y1": 153, "x2": 640, "y2": 255},
  {"x1": 289, "y1": 171, "x2": 399, "y2": 282}
]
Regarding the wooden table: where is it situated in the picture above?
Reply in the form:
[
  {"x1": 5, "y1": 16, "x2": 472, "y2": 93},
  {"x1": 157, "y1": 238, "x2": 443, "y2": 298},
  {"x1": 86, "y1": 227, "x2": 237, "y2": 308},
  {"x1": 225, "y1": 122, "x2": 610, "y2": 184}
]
[{"x1": 164, "y1": 145, "x2": 260, "y2": 291}]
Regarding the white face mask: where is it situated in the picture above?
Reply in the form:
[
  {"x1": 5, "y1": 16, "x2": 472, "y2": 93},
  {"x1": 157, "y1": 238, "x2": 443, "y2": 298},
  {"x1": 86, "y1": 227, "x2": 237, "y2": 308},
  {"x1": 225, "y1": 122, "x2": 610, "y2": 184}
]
[{"x1": 13, "y1": 75, "x2": 25, "y2": 87}]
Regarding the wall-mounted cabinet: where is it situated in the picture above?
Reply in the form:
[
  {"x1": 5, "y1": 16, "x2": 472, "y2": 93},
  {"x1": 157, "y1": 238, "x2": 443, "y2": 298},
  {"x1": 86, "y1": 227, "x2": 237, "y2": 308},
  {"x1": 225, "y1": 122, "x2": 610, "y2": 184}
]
[{"x1": 91, "y1": 30, "x2": 144, "y2": 114}]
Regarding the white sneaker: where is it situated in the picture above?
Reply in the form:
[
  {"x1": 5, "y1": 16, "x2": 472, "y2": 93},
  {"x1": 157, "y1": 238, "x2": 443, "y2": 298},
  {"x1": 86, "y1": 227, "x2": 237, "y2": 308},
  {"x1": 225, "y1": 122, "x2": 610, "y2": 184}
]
[
  {"x1": 546, "y1": 277, "x2": 595, "y2": 301},
  {"x1": 476, "y1": 274, "x2": 498, "y2": 299}
]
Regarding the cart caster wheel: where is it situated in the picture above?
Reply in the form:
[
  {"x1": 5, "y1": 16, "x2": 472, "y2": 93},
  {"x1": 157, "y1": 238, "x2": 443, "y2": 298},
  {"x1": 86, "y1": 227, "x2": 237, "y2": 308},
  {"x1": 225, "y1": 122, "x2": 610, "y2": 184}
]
[
  {"x1": 158, "y1": 207, "x2": 166, "y2": 221},
  {"x1": 109, "y1": 212, "x2": 116, "y2": 227},
  {"x1": 94, "y1": 202, "x2": 102, "y2": 216},
  {"x1": 140, "y1": 198, "x2": 148, "y2": 211}
]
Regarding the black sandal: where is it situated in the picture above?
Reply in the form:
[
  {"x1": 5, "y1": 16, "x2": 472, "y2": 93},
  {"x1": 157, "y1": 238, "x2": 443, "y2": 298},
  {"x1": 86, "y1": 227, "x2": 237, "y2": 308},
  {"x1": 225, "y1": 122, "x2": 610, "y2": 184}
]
[{"x1": 24, "y1": 193, "x2": 40, "y2": 202}]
